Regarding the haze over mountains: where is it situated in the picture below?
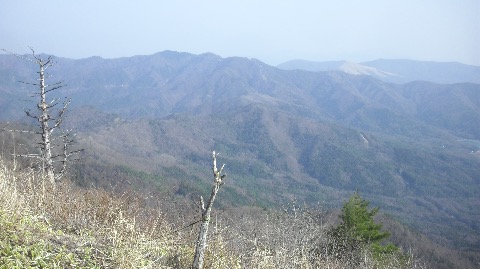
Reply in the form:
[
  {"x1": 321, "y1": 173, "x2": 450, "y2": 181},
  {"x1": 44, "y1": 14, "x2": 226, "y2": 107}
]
[
  {"x1": 0, "y1": 51, "x2": 479, "y2": 259},
  {"x1": 277, "y1": 58, "x2": 480, "y2": 84}
]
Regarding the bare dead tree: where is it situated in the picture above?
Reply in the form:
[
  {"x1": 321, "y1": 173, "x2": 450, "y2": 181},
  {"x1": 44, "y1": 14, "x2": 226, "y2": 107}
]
[
  {"x1": 192, "y1": 150, "x2": 227, "y2": 269},
  {"x1": 1, "y1": 48, "x2": 82, "y2": 187}
]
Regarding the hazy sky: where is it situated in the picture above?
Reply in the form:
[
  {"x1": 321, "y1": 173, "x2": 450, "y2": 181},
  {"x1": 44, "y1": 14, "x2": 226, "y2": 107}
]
[{"x1": 1, "y1": 0, "x2": 479, "y2": 66}]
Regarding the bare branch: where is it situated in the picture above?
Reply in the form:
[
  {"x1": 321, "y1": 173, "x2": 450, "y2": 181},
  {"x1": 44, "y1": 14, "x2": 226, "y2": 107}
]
[
  {"x1": 200, "y1": 196, "x2": 205, "y2": 211},
  {"x1": 19, "y1": 81, "x2": 39, "y2": 86},
  {"x1": 1, "y1": 128, "x2": 36, "y2": 134},
  {"x1": 53, "y1": 99, "x2": 71, "y2": 129},
  {"x1": 46, "y1": 102, "x2": 59, "y2": 110},
  {"x1": 14, "y1": 153, "x2": 41, "y2": 159},
  {"x1": 43, "y1": 57, "x2": 55, "y2": 70},
  {"x1": 45, "y1": 84, "x2": 64, "y2": 93},
  {"x1": 24, "y1": 109, "x2": 37, "y2": 119},
  {"x1": 1, "y1": 48, "x2": 36, "y2": 63}
]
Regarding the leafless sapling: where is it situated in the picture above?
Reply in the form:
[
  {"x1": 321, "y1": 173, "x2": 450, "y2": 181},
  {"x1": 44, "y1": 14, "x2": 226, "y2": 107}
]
[{"x1": 192, "y1": 150, "x2": 227, "y2": 269}]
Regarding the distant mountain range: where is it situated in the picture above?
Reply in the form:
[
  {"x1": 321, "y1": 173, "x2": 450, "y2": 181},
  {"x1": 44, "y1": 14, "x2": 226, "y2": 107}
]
[
  {"x1": 277, "y1": 59, "x2": 480, "y2": 84},
  {"x1": 1, "y1": 52, "x2": 479, "y2": 139},
  {"x1": 0, "y1": 51, "x2": 479, "y2": 256}
]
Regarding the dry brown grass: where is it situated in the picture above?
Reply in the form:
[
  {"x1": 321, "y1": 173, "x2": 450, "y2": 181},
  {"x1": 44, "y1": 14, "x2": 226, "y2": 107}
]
[
  {"x1": 0, "y1": 157, "x2": 181, "y2": 268},
  {"x1": 0, "y1": 156, "x2": 427, "y2": 268}
]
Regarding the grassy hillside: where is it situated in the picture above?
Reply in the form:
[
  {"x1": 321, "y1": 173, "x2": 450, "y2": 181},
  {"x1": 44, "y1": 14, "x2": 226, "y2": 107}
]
[{"x1": 0, "y1": 155, "x2": 439, "y2": 268}]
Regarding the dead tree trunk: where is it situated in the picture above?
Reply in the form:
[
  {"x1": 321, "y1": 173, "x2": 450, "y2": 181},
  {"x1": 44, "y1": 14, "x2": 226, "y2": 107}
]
[
  {"x1": 192, "y1": 151, "x2": 227, "y2": 269},
  {"x1": 2, "y1": 48, "x2": 81, "y2": 188},
  {"x1": 37, "y1": 61, "x2": 55, "y2": 185}
]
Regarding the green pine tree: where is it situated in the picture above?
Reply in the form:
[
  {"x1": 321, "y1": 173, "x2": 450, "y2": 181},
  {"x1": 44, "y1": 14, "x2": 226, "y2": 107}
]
[
  {"x1": 327, "y1": 191, "x2": 400, "y2": 264},
  {"x1": 339, "y1": 191, "x2": 390, "y2": 244}
]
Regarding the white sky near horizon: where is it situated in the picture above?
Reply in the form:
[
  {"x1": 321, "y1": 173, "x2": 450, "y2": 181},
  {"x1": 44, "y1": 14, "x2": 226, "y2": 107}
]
[{"x1": 1, "y1": 0, "x2": 479, "y2": 66}]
